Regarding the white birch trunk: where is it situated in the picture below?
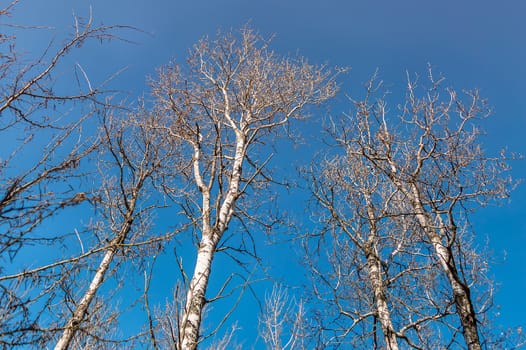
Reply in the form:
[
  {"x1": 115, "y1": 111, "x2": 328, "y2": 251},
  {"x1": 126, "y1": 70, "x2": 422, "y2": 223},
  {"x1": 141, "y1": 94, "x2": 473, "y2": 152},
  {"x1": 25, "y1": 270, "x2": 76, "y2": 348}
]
[
  {"x1": 383, "y1": 149, "x2": 481, "y2": 349},
  {"x1": 407, "y1": 183, "x2": 481, "y2": 350},
  {"x1": 55, "y1": 198, "x2": 136, "y2": 349},
  {"x1": 365, "y1": 199, "x2": 399, "y2": 350},
  {"x1": 366, "y1": 252, "x2": 399, "y2": 350},
  {"x1": 180, "y1": 236, "x2": 216, "y2": 350},
  {"x1": 55, "y1": 248, "x2": 116, "y2": 350},
  {"x1": 180, "y1": 131, "x2": 245, "y2": 349}
]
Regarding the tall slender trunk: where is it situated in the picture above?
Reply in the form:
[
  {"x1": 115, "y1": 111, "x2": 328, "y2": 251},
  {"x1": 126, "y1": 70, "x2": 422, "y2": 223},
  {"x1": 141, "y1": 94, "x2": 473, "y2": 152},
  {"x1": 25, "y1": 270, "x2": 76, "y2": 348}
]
[
  {"x1": 366, "y1": 252, "x2": 399, "y2": 350},
  {"x1": 382, "y1": 148, "x2": 481, "y2": 349},
  {"x1": 180, "y1": 237, "x2": 217, "y2": 350},
  {"x1": 55, "y1": 167, "x2": 139, "y2": 350},
  {"x1": 179, "y1": 130, "x2": 245, "y2": 349},
  {"x1": 55, "y1": 217, "x2": 134, "y2": 350},
  {"x1": 365, "y1": 198, "x2": 399, "y2": 350},
  {"x1": 406, "y1": 183, "x2": 481, "y2": 350},
  {"x1": 55, "y1": 248, "x2": 117, "y2": 350}
]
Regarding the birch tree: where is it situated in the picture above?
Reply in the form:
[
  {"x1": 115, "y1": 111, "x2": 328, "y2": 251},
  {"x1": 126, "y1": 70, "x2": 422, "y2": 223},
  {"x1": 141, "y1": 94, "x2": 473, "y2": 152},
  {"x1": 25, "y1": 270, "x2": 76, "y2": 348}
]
[
  {"x1": 306, "y1": 145, "x2": 457, "y2": 349},
  {"x1": 54, "y1": 105, "x2": 181, "y2": 349},
  {"x1": 151, "y1": 27, "x2": 339, "y2": 349},
  {"x1": 311, "y1": 69, "x2": 516, "y2": 349},
  {"x1": 0, "y1": 1, "x2": 118, "y2": 260},
  {"x1": 0, "y1": 2, "x2": 154, "y2": 348}
]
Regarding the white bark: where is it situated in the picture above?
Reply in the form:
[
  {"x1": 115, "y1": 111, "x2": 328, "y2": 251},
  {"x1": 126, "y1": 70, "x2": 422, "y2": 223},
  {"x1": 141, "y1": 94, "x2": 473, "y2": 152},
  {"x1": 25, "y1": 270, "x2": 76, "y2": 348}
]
[
  {"x1": 365, "y1": 199, "x2": 399, "y2": 350},
  {"x1": 366, "y1": 253, "x2": 399, "y2": 350},
  {"x1": 180, "y1": 131, "x2": 246, "y2": 350},
  {"x1": 158, "y1": 28, "x2": 337, "y2": 348},
  {"x1": 54, "y1": 112, "x2": 154, "y2": 348},
  {"x1": 55, "y1": 216, "x2": 134, "y2": 350},
  {"x1": 406, "y1": 183, "x2": 481, "y2": 350},
  {"x1": 386, "y1": 164, "x2": 481, "y2": 348},
  {"x1": 54, "y1": 249, "x2": 115, "y2": 350},
  {"x1": 378, "y1": 130, "x2": 482, "y2": 349},
  {"x1": 180, "y1": 237, "x2": 216, "y2": 350}
]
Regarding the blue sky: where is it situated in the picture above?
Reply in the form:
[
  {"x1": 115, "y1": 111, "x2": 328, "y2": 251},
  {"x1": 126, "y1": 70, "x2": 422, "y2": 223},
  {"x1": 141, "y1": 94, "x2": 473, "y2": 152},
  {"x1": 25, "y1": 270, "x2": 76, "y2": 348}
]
[{"x1": 9, "y1": 0, "x2": 526, "y2": 346}]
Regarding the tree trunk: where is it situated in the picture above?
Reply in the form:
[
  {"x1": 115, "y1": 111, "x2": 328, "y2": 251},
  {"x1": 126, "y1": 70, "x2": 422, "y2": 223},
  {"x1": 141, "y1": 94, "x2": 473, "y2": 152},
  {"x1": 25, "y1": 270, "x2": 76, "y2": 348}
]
[
  {"x1": 179, "y1": 131, "x2": 245, "y2": 349},
  {"x1": 365, "y1": 198, "x2": 399, "y2": 350},
  {"x1": 55, "y1": 198, "x2": 135, "y2": 350},
  {"x1": 366, "y1": 252, "x2": 399, "y2": 350},
  {"x1": 407, "y1": 183, "x2": 481, "y2": 350},
  {"x1": 180, "y1": 237, "x2": 217, "y2": 350},
  {"x1": 382, "y1": 150, "x2": 482, "y2": 350},
  {"x1": 55, "y1": 248, "x2": 117, "y2": 350}
]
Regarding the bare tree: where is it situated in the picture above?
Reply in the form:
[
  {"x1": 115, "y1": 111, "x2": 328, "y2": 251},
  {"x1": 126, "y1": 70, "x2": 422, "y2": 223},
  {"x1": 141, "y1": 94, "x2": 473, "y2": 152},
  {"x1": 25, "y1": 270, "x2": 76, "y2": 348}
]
[
  {"x1": 0, "y1": 2, "x2": 157, "y2": 348},
  {"x1": 258, "y1": 284, "x2": 308, "y2": 350},
  {"x1": 0, "y1": 1, "x2": 118, "y2": 260},
  {"x1": 54, "y1": 105, "x2": 181, "y2": 349},
  {"x1": 306, "y1": 146, "x2": 457, "y2": 349},
  {"x1": 309, "y1": 69, "x2": 517, "y2": 349},
  {"x1": 150, "y1": 27, "x2": 339, "y2": 349}
]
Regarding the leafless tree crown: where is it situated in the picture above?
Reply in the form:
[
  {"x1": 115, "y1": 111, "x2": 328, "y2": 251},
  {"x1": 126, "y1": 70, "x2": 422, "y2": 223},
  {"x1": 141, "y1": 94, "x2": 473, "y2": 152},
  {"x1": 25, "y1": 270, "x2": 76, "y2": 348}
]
[
  {"x1": 1, "y1": 3, "x2": 521, "y2": 348},
  {"x1": 304, "y1": 69, "x2": 520, "y2": 349}
]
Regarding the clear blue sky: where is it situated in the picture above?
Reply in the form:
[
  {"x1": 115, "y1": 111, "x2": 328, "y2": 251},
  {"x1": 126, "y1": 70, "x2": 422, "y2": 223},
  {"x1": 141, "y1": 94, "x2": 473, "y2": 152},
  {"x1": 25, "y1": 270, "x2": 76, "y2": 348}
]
[{"x1": 10, "y1": 0, "x2": 526, "y2": 346}]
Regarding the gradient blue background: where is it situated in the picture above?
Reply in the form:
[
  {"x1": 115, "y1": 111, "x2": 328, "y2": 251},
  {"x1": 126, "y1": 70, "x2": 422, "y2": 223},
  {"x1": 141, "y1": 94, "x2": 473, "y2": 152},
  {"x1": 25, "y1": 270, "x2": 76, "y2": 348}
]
[{"x1": 7, "y1": 0, "x2": 525, "y2": 346}]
